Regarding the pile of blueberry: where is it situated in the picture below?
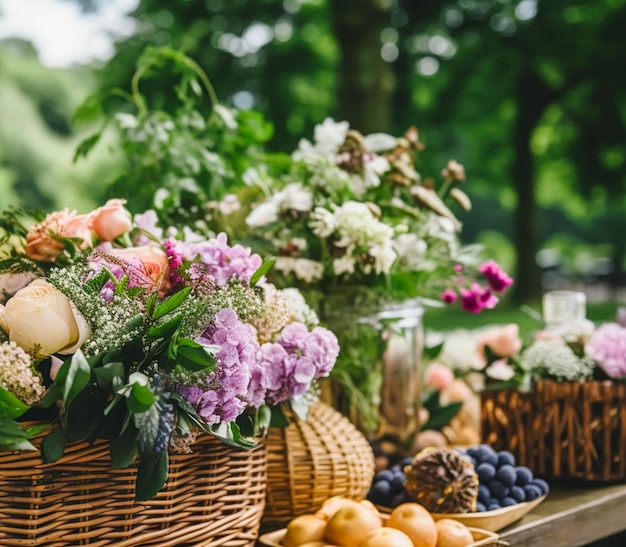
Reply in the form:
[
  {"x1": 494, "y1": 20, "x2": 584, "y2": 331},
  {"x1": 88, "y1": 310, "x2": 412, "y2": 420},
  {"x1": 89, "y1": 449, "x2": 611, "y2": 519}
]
[
  {"x1": 367, "y1": 456, "x2": 413, "y2": 508},
  {"x1": 366, "y1": 444, "x2": 550, "y2": 512},
  {"x1": 464, "y1": 444, "x2": 549, "y2": 512}
]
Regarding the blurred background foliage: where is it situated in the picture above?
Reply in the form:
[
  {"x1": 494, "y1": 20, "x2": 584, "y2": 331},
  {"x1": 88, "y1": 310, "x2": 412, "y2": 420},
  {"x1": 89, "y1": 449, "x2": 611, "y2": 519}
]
[{"x1": 0, "y1": 0, "x2": 625, "y2": 308}]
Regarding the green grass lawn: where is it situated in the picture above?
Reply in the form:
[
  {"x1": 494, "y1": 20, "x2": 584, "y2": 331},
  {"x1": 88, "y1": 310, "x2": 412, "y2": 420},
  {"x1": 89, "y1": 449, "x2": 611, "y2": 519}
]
[{"x1": 423, "y1": 299, "x2": 622, "y2": 333}]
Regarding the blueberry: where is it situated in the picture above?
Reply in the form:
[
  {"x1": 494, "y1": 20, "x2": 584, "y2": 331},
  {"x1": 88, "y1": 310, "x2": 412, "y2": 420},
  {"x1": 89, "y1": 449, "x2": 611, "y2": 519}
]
[
  {"x1": 374, "y1": 469, "x2": 394, "y2": 483},
  {"x1": 391, "y1": 490, "x2": 411, "y2": 508},
  {"x1": 367, "y1": 480, "x2": 392, "y2": 505},
  {"x1": 478, "y1": 484, "x2": 491, "y2": 504},
  {"x1": 475, "y1": 501, "x2": 487, "y2": 512},
  {"x1": 390, "y1": 471, "x2": 405, "y2": 492},
  {"x1": 477, "y1": 462, "x2": 497, "y2": 483},
  {"x1": 477, "y1": 446, "x2": 498, "y2": 466},
  {"x1": 510, "y1": 485, "x2": 526, "y2": 503},
  {"x1": 480, "y1": 443, "x2": 498, "y2": 455},
  {"x1": 497, "y1": 450, "x2": 516, "y2": 467},
  {"x1": 515, "y1": 466, "x2": 534, "y2": 486},
  {"x1": 466, "y1": 446, "x2": 481, "y2": 460},
  {"x1": 401, "y1": 456, "x2": 413, "y2": 468},
  {"x1": 496, "y1": 464, "x2": 517, "y2": 486},
  {"x1": 523, "y1": 484, "x2": 543, "y2": 501},
  {"x1": 530, "y1": 478, "x2": 550, "y2": 495},
  {"x1": 487, "y1": 502, "x2": 501, "y2": 511},
  {"x1": 487, "y1": 497, "x2": 500, "y2": 507},
  {"x1": 468, "y1": 456, "x2": 478, "y2": 468},
  {"x1": 501, "y1": 496, "x2": 517, "y2": 507},
  {"x1": 390, "y1": 464, "x2": 401, "y2": 473},
  {"x1": 489, "y1": 479, "x2": 510, "y2": 500}
]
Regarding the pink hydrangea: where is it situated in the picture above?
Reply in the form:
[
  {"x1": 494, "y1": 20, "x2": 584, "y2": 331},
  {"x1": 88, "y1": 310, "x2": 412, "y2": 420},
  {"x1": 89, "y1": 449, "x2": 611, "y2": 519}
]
[{"x1": 585, "y1": 323, "x2": 626, "y2": 379}]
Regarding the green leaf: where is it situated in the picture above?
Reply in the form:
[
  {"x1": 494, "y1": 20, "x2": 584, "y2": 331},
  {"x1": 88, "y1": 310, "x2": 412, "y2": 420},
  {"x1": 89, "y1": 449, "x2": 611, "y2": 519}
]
[
  {"x1": 0, "y1": 417, "x2": 29, "y2": 447},
  {"x1": 110, "y1": 426, "x2": 139, "y2": 469},
  {"x1": 73, "y1": 132, "x2": 102, "y2": 163},
  {"x1": 135, "y1": 450, "x2": 169, "y2": 501},
  {"x1": 62, "y1": 350, "x2": 92, "y2": 408},
  {"x1": 0, "y1": 385, "x2": 30, "y2": 419},
  {"x1": 421, "y1": 401, "x2": 463, "y2": 431},
  {"x1": 128, "y1": 384, "x2": 156, "y2": 414},
  {"x1": 269, "y1": 405, "x2": 290, "y2": 428},
  {"x1": 209, "y1": 422, "x2": 256, "y2": 449},
  {"x1": 250, "y1": 256, "x2": 276, "y2": 286},
  {"x1": 41, "y1": 428, "x2": 68, "y2": 463},
  {"x1": 148, "y1": 314, "x2": 182, "y2": 339},
  {"x1": 23, "y1": 422, "x2": 52, "y2": 437},
  {"x1": 38, "y1": 384, "x2": 63, "y2": 408},
  {"x1": 423, "y1": 342, "x2": 444, "y2": 361},
  {"x1": 93, "y1": 361, "x2": 125, "y2": 391},
  {"x1": 71, "y1": 92, "x2": 104, "y2": 127},
  {"x1": 176, "y1": 343, "x2": 217, "y2": 371},
  {"x1": 152, "y1": 287, "x2": 191, "y2": 320}
]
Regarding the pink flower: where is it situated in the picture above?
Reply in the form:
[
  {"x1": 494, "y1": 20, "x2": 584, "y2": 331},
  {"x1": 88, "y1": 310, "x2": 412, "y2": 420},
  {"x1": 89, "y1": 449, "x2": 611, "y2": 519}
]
[
  {"x1": 485, "y1": 359, "x2": 515, "y2": 381},
  {"x1": 424, "y1": 363, "x2": 455, "y2": 391},
  {"x1": 479, "y1": 260, "x2": 514, "y2": 293},
  {"x1": 440, "y1": 289, "x2": 458, "y2": 304},
  {"x1": 90, "y1": 199, "x2": 132, "y2": 242},
  {"x1": 459, "y1": 283, "x2": 498, "y2": 314},
  {"x1": 585, "y1": 323, "x2": 626, "y2": 378},
  {"x1": 476, "y1": 324, "x2": 522, "y2": 360},
  {"x1": 25, "y1": 209, "x2": 93, "y2": 261}
]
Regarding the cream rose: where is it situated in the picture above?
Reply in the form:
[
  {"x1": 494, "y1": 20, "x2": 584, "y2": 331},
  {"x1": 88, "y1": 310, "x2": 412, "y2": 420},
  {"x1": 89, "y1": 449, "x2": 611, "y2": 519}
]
[
  {"x1": 90, "y1": 199, "x2": 133, "y2": 242},
  {"x1": 0, "y1": 280, "x2": 91, "y2": 358}
]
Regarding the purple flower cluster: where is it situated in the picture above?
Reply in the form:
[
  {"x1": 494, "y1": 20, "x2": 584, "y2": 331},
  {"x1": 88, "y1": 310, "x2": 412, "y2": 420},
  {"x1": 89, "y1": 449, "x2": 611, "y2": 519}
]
[
  {"x1": 178, "y1": 308, "x2": 260, "y2": 424},
  {"x1": 252, "y1": 323, "x2": 340, "y2": 406},
  {"x1": 585, "y1": 323, "x2": 626, "y2": 379},
  {"x1": 177, "y1": 233, "x2": 262, "y2": 286},
  {"x1": 439, "y1": 260, "x2": 513, "y2": 314}
]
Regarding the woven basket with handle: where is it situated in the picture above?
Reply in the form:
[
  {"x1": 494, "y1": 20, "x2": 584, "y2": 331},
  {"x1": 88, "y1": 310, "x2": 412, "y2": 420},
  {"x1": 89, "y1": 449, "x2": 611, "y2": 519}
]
[
  {"x1": 0, "y1": 425, "x2": 267, "y2": 547},
  {"x1": 262, "y1": 401, "x2": 375, "y2": 531}
]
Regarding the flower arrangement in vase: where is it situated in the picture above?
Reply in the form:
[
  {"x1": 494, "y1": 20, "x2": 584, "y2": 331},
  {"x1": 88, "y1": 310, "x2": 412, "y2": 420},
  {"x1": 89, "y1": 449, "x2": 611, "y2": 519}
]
[{"x1": 0, "y1": 199, "x2": 339, "y2": 500}]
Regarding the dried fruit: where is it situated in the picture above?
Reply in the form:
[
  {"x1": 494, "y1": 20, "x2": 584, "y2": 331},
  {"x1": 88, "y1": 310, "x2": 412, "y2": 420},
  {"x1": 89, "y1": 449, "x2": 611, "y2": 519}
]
[{"x1": 403, "y1": 447, "x2": 479, "y2": 513}]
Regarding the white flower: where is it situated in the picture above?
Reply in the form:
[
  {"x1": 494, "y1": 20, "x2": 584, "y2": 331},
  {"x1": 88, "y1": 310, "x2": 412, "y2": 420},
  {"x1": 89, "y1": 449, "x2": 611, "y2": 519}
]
[
  {"x1": 393, "y1": 233, "x2": 428, "y2": 270},
  {"x1": 217, "y1": 194, "x2": 241, "y2": 215},
  {"x1": 309, "y1": 207, "x2": 336, "y2": 238},
  {"x1": 246, "y1": 200, "x2": 280, "y2": 227},
  {"x1": 364, "y1": 242, "x2": 396, "y2": 275},
  {"x1": 333, "y1": 256, "x2": 356, "y2": 276},
  {"x1": 275, "y1": 257, "x2": 324, "y2": 283},
  {"x1": 362, "y1": 155, "x2": 390, "y2": 188},
  {"x1": 313, "y1": 117, "x2": 349, "y2": 155},
  {"x1": 281, "y1": 183, "x2": 313, "y2": 213}
]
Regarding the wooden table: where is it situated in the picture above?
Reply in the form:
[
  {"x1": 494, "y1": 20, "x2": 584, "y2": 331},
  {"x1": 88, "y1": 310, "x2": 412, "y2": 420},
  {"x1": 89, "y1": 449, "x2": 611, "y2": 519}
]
[{"x1": 500, "y1": 484, "x2": 626, "y2": 546}]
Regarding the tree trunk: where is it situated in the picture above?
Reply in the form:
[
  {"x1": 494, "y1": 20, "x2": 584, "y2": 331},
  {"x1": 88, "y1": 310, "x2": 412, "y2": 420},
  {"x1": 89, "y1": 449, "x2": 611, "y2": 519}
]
[
  {"x1": 511, "y1": 69, "x2": 555, "y2": 304},
  {"x1": 330, "y1": 0, "x2": 395, "y2": 133}
]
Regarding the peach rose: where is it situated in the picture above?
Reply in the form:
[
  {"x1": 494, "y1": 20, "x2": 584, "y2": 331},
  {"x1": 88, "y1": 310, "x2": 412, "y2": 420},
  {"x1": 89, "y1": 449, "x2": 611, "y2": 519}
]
[
  {"x1": 25, "y1": 209, "x2": 93, "y2": 262},
  {"x1": 0, "y1": 280, "x2": 91, "y2": 358},
  {"x1": 90, "y1": 199, "x2": 132, "y2": 242},
  {"x1": 476, "y1": 323, "x2": 522, "y2": 361},
  {"x1": 424, "y1": 362, "x2": 455, "y2": 391}
]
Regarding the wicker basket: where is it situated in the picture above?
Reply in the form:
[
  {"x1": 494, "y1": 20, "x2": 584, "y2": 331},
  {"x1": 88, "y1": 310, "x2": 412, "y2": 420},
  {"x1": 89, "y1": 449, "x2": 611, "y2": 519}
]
[
  {"x1": 0, "y1": 427, "x2": 267, "y2": 546},
  {"x1": 481, "y1": 379, "x2": 626, "y2": 482},
  {"x1": 262, "y1": 401, "x2": 375, "y2": 530}
]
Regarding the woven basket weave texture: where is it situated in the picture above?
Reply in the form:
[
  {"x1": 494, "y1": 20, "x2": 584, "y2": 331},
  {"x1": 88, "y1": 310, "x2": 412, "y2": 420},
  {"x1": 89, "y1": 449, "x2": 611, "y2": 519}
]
[
  {"x1": 262, "y1": 401, "x2": 375, "y2": 530},
  {"x1": 481, "y1": 379, "x2": 626, "y2": 482},
  {"x1": 0, "y1": 429, "x2": 266, "y2": 546}
]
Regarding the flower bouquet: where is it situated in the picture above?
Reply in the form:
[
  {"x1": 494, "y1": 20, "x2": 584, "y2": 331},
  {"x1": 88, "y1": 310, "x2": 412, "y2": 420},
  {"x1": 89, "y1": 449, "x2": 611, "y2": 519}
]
[
  {"x1": 478, "y1": 311, "x2": 626, "y2": 482},
  {"x1": 0, "y1": 199, "x2": 339, "y2": 504}
]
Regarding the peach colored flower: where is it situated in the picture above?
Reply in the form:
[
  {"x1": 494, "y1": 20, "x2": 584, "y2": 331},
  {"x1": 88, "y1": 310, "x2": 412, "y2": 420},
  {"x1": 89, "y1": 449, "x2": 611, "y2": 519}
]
[
  {"x1": 0, "y1": 279, "x2": 91, "y2": 358},
  {"x1": 476, "y1": 323, "x2": 522, "y2": 361},
  {"x1": 105, "y1": 246, "x2": 171, "y2": 295},
  {"x1": 485, "y1": 359, "x2": 516, "y2": 381},
  {"x1": 25, "y1": 209, "x2": 93, "y2": 262},
  {"x1": 90, "y1": 199, "x2": 132, "y2": 242},
  {"x1": 424, "y1": 362, "x2": 455, "y2": 391}
]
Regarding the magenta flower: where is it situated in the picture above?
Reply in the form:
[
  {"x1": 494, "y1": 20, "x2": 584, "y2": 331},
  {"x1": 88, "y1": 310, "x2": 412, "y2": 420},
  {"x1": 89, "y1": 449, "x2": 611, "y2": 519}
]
[
  {"x1": 479, "y1": 260, "x2": 514, "y2": 293},
  {"x1": 440, "y1": 288, "x2": 458, "y2": 304},
  {"x1": 459, "y1": 283, "x2": 499, "y2": 314},
  {"x1": 585, "y1": 323, "x2": 626, "y2": 378}
]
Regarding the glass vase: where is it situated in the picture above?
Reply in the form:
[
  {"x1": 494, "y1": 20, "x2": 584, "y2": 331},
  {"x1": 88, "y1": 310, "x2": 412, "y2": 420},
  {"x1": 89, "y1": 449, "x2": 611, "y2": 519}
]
[{"x1": 319, "y1": 298, "x2": 424, "y2": 457}]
